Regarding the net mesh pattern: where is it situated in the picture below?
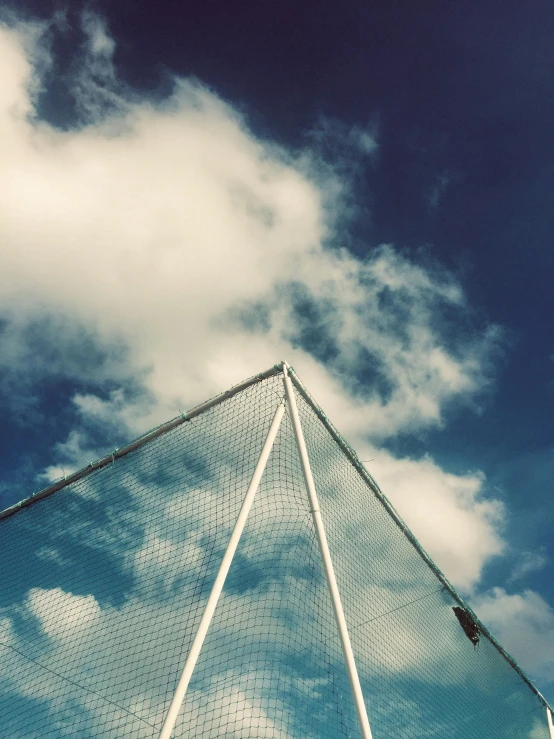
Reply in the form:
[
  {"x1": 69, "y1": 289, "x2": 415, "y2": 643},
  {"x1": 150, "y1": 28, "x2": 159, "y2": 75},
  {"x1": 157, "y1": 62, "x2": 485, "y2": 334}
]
[{"x1": 0, "y1": 372, "x2": 549, "y2": 738}]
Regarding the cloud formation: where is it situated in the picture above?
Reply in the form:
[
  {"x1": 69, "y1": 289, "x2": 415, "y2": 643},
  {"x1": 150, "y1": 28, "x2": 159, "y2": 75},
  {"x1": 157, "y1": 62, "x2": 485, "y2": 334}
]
[
  {"x1": 367, "y1": 452, "x2": 505, "y2": 592},
  {"x1": 471, "y1": 587, "x2": 554, "y2": 689},
  {"x1": 508, "y1": 549, "x2": 548, "y2": 584},
  {"x1": 0, "y1": 13, "x2": 505, "y2": 604}
]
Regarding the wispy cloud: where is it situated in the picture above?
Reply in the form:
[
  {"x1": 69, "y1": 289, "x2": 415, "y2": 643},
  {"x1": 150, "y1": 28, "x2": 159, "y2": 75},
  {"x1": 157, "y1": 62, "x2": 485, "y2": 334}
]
[
  {"x1": 508, "y1": 549, "x2": 548, "y2": 584},
  {"x1": 427, "y1": 170, "x2": 452, "y2": 211}
]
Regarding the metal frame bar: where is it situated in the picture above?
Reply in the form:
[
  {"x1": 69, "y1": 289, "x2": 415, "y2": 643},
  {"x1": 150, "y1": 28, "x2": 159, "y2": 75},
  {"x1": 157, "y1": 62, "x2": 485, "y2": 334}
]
[
  {"x1": 157, "y1": 400, "x2": 285, "y2": 739},
  {"x1": 0, "y1": 363, "x2": 283, "y2": 522},
  {"x1": 282, "y1": 363, "x2": 373, "y2": 739},
  {"x1": 287, "y1": 365, "x2": 554, "y2": 717}
]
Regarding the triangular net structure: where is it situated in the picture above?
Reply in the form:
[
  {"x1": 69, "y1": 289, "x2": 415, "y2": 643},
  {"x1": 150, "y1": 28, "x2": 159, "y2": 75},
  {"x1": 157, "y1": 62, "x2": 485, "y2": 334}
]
[{"x1": 0, "y1": 364, "x2": 551, "y2": 738}]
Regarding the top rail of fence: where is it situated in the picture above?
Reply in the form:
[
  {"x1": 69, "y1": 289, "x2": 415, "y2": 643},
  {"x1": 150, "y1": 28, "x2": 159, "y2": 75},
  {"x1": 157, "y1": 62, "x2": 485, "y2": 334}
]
[{"x1": 0, "y1": 363, "x2": 283, "y2": 522}]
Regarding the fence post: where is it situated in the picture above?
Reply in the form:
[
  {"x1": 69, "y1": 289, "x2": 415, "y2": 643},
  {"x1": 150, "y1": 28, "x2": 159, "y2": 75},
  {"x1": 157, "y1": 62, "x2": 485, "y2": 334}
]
[
  {"x1": 157, "y1": 400, "x2": 286, "y2": 739},
  {"x1": 282, "y1": 363, "x2": 374, "y2": 739}
]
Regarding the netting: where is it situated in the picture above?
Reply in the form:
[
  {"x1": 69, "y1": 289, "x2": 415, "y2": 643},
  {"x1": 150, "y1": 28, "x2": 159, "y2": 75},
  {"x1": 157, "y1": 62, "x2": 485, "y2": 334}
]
[{"x1": 0, "y1": 368, "x2": 550, "y2": 738}]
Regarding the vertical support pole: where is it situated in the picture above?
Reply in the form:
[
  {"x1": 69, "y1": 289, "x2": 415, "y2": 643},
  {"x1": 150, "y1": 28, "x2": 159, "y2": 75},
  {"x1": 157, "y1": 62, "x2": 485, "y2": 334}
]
[
  {"x1": 158, "y1": 401, "x2": 286, "y2": 739},
  {"x1": 282, "y1": 365, "x2": 374, "y2": 739},
  {"x1": 547, "y1": 706, "x2": 554, "y2": 739}
]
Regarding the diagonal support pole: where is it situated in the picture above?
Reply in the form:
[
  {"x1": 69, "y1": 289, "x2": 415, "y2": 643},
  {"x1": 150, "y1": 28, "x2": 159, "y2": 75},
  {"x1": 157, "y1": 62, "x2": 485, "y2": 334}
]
[
  {"x1": 282, "y1": 363, "x2": 374, "y2": 739},
  {"x1": 547, "y1": 707, "x2": 554, "y2": 739},
  {"x1": 158, "y1": 400, "x2": 286, "y2": 739}
]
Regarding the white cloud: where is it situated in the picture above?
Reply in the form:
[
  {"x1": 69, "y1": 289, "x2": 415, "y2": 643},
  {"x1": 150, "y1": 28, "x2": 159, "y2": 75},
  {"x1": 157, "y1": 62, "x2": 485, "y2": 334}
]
[
  {"x1": 0, "y1": 8, "x2": 528, "y2": 690},
  {"x1": 39, "y1": 429, "x2": 101, "y2": 482},
  {"x1": 80, "y1": 11, "x2": 115, "y2": 59},
  {"x1": 366, "y1": 451, "x2": 505, "y2": 592},
  {"x1": 27, "y1": 587, "x2": 101, "y2": 642},
  {"x1": 0, "y1": 16, "x2": 498, "y2": 441},
  {"x1": 0, "y1": 615, "x2": 15, "y2": 646},
  {"x1": 181, "y1": 684, "x2": 299, "y2": 739},
  {"x1": 471, "y1": 587, "x2": 554, "y2": 687}
]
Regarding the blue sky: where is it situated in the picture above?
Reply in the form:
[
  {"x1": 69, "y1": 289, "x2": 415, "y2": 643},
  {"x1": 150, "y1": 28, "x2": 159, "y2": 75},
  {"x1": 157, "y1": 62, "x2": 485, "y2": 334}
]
[{"x1": 0, "y1": 0, "x2": 552, "y2": 716}]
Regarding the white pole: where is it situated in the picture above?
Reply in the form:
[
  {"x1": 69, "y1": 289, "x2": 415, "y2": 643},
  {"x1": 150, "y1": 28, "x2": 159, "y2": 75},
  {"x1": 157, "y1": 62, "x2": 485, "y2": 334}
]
[
  {"x1": 158, "y1": 401, "x2": 286, "y2": 739},
  {"x1": 282, "y1": 365, "x2": 374, "y2": 739},
  {"x1": 547, "y1": 707, "x2": 554, "y2": 739}
]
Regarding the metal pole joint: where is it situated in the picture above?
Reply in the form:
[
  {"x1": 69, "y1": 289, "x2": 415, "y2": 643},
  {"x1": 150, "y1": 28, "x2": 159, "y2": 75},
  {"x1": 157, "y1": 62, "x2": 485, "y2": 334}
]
[{"x1": 282, "y1": 364, "x2": 374, "y2": 739}]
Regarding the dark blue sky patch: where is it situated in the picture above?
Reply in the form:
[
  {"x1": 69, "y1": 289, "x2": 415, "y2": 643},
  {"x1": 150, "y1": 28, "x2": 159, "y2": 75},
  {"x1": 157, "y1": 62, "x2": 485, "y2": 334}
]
[
  {"x1": 373, "y1": 285, "x2": 415, "y2": 351},
  {"x1": 31, "y1": 12, "x2": 89, "y2": 130},
  {"x1": 284, "y1": 282, "x2": 341, "y2": 364},
  {"x1": 0, "y1": 316, "x2": 132, "y2": 413},
  {"x1": 222, "y1": 550, "x2": 265, "y2": 596},
  {"x1": 339, "y1": 345, "x2": 396, "y2": 405},
  {"x1": 0, "y1": 487, "x2": 140, "y2": 608}
]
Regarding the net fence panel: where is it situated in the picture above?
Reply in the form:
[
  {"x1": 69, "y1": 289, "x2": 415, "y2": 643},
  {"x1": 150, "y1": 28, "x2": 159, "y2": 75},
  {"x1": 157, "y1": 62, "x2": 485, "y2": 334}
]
[
  {"x1": 0, "y1": 369, "x2": 550, "y2": 738},
  {"x1": 295, "y1": 384, "x2": 551, "y2": 739}
]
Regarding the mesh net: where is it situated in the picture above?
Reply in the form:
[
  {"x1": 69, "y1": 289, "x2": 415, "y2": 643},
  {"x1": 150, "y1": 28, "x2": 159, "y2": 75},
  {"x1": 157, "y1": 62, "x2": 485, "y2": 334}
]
[{"x1": 0, "y1": 370, "x2": 550, "y2": 738}]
